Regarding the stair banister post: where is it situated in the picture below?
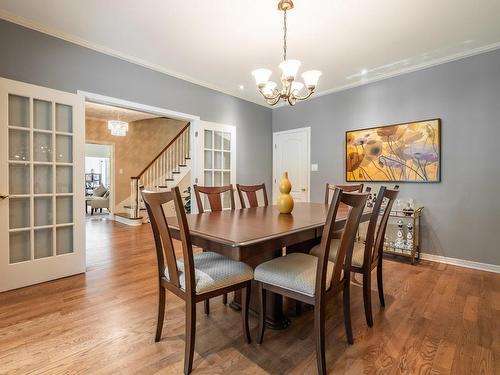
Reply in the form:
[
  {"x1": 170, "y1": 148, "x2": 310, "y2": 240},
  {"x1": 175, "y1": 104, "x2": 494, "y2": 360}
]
[{"x1": 130, "y1": 177, "x2": 140, "y2": 218}]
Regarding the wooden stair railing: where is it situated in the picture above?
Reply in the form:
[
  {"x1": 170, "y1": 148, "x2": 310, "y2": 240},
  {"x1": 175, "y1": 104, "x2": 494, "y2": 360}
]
[{"x1": 130, "y1": 122, "x2": 190, "y2": 218}]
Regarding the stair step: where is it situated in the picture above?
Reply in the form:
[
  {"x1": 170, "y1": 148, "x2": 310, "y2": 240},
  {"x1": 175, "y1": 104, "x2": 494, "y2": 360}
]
[
  {"x1": 165, "y1": 178, "x2": 174, "y2": 181},
  {"x1": 178, "y1": 164, "x2": 187, "y2": 167},
  {"x1": 172, "y1": 171, "x2": 180, "y2": 174},
  {"x1": 123, "y1": 205, "x2": 146, "y2": 210},
  {"x1": 157, "y1": 185, "x2": 169, "y2": 188},
  {"x1": 115, "y1": 212, "x2": 142, "y2": 220},
  {"x1": 185, "y1": 157, "x2": 191, "y2": 160}
]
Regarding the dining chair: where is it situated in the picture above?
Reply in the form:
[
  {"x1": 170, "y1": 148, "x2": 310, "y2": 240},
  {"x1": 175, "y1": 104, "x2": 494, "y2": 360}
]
[
  {"x1": 193, "y1": 184, "x2": 236, "y2": 212},
  {"x1": 255, "y1": 189, "x2": 368, "y2": 374},
  {"x1": 236, "y1": 183, "x2": 268, "y2": 208},
  {"x1": 325, "y1": 184, "x2": 364, "y2": 241},
  {"x1": 310, "y1": 186, "x2": 399, "y2": 327},
  {"x1": 324, "y1": 183, "x2": 364, "y2": 204},
  {"x1": 193, "y1": 184, "x2": 235, "y2": 306},
  {"x1": 142, "y1": 187, "x2": 253, "y2": 375}
]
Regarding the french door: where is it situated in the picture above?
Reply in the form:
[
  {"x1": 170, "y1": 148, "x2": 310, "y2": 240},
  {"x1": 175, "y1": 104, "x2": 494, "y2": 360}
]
[
  {"x1": 193, "y1": 121, "x2": 236, "y2": 212},
  {"x1": 0, "y1": 78, "x2": 85, "y2": 292}
]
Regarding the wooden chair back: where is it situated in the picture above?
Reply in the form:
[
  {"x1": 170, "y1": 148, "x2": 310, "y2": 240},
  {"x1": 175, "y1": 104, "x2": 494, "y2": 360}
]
[
  {"x1": 324, "y1": 183, "x2": 364, "y2": 204},
  {"x1": 236, "y1": 183, "x2": 268, "y2": 208},
  {"x1": 315, "y1": 189, "x2": 369, "y2": 297},
  {"x1": 142, "y1": 187, "x2": 195, "y2": 297},
  {"x1": 362, "y1": 187, "x2": 399, "y2": 269},
  {"x1": 193, "y1": 184, "x2": 235, "y2": 212}
]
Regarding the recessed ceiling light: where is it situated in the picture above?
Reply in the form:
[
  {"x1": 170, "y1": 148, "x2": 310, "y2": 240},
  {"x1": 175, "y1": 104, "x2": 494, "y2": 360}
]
[
  {"x1": 361, "y1": 69, "x2": 368, "y2": 75},
  {"x1": 239, "y1": 84, "x2": 244, "y2": 90}
]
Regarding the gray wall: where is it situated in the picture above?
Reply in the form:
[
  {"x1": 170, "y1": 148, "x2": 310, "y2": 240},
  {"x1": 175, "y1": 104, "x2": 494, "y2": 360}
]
[
  {"x1": 273, "y1": 49, "x2": 500, "y2": 266},
  {"x1": 0, "y1": 19, "x2": 272, "y2": 189}
]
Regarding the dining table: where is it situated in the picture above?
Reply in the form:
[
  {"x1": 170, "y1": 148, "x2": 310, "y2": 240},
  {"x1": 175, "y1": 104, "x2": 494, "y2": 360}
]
[{"x1": 167, "y1": 202, "x2": 372, "y2": 329}]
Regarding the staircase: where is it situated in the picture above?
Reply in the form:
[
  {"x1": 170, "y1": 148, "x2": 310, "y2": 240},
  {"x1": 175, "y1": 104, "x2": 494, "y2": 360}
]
[{"x1": 114, "y1": 123, "x2": 191, "y2": 226}]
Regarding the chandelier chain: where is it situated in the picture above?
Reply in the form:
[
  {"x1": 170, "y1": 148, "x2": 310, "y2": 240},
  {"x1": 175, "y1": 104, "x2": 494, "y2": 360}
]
[{"x1": 283, "y1": 10, "x2": 287, "y2": 61}]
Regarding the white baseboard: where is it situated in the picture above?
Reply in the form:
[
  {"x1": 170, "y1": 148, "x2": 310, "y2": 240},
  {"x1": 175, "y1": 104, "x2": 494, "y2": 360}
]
[
  {"x1": 419, "y1": 253, "x2": 500, "y2": 274},
  {"x1": 114, "y1": 214, "x2": 143, "y2": 227}
]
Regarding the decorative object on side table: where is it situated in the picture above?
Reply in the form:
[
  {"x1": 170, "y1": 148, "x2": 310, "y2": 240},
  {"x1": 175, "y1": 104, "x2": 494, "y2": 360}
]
[
  {"x1": 383, "y1": 200, "x2": 423, "y2": 264},
  {"x1": 406, "y1": 222, "x2": 414, "y2": 250},
  {"x1": 277, "y1": 171, "x2": 294, "y2": 214},
  {"x1": 394, "y1": 220, "x2": 406, "y2": 248}
]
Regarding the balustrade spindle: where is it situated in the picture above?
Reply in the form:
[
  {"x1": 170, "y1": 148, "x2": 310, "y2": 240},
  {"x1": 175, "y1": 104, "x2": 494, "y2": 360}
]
[{"x1": 181, "y1": 133, "x2": 185, "y2": 164}]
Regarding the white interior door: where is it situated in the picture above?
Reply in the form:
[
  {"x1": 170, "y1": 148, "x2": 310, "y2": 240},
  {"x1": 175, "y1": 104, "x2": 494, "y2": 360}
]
[
  {"x1": 273, "y1": 127, "x2": 310, "y2": 203},
  {"x1": 193, "y1": 121, "x2": 236, "y2": 212},
  {"x1": 0, "y1": 78, "x2": 85, "y2": 292}
]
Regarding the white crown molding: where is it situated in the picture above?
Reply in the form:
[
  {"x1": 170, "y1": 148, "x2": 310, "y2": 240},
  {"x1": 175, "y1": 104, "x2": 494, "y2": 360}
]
[
  {"x1": 0, "y1": 9, "x2": 266, "y2": 107},
  {"x1": 420, "y1": 253, "x2": 500, "y2": 274},
  {"x1": 274, "y1": 41, "x2": 500, "y2": 108},
  {"x1": 2, "y1": 9, "x2": 500, "y2": 110}
]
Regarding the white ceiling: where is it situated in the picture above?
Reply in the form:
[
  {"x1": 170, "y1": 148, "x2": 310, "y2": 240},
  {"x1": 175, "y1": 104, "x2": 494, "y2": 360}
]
[
  {"x1": 85, "y1": 102, "x2": 159, "y2": 122},
  {"x1": 1, "y1": 0, "x2": 500, "y2": 106}
]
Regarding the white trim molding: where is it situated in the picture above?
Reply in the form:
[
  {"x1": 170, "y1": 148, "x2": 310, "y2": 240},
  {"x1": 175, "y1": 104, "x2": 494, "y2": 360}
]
[
  {"x1": 420, "y1": 253, "x2": 500, "y2": 274},
  {"x1": 0, "y1": 10, "x2": 261, "y2": 105},
  {"x1": 2, "y1": 9, "x2": 500, "y2": 109},
  {"x1": 77, "y1": 91, "x2": 200, "y2": 122}
]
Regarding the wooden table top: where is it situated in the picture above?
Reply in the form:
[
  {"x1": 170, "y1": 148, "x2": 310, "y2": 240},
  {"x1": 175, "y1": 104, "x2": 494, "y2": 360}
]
[{"x1": 168, "y1": 202, "x2": 369, "y2": 248}]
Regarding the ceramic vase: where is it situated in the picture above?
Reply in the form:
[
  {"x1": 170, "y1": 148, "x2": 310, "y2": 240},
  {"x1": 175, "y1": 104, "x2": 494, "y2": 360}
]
[{"x1": 277, "y1": 171, "x2": 294, "y2": 214}]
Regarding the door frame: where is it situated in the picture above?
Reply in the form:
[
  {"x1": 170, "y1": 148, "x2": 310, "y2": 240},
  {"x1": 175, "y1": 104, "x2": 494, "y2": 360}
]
[
  {"x1": 77, "y1": 90, "x2": 201, "y2": 211},
  {"x1": 272, "y1": 126, "x2": 311, "y2": 203},
  {"x1": 84, "y1": 141, "x2": 115, "y2": 216}
]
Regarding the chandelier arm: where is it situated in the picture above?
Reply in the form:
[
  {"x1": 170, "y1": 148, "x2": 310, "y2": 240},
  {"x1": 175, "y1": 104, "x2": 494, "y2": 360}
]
[
  {"x1": 267, "y1": 95, "x2": 282, "y2": 106},
  {"x1": 259, "y1": 89, "x2": 281, "y2": 101},
  {"x1": 291, "y1": 89, "x2": 315, "y2": 101}
]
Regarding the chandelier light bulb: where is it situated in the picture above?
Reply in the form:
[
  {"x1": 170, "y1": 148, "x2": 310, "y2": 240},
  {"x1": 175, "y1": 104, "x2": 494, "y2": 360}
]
[
  {"x1": 291, "y1": 81, "x2": 304, "y2": 95},
  {"x1": 302, "y1": 70, "x2": 322, "y2": 89},
  {"x1": 279, "y1": 59, "x2": 301, "y2": 80},
  {"x1": 252, "y1": 68, "x2": 272, "y2": 87},
  {"x1": 263, "y1": 81, "x2": 277, "y2": 96}
]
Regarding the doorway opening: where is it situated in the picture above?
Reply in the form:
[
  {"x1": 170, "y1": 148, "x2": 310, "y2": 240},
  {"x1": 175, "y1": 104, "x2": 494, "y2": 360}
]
[{"x1": 85, "y1": 142, "x2": 113, "y2": 218}]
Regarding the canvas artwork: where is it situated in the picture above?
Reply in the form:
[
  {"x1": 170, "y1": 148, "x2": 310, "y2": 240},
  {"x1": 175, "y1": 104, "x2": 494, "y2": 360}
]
[{"x1": 346, "y1": 119, "x2": 441, "y2": 182}]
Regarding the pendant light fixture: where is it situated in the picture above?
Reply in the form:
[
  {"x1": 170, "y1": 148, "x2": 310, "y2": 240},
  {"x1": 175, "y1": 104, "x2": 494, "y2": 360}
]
[{"x1": 252, "y1": 0, "x2": 322, "y2": 106}]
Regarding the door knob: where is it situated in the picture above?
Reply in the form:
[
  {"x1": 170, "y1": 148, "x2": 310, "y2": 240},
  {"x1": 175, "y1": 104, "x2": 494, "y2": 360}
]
[
  {"x1": 301, "y1": 188, "x2": 306, "y2": 192},
  {"x1": 0, "y1": 194, "x2": 9, "y2": 199}
]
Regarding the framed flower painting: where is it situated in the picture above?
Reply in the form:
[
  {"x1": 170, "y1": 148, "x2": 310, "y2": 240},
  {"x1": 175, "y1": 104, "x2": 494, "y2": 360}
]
[{"x1": 345, "y1": 119, "x2": 441, "y2": 182}]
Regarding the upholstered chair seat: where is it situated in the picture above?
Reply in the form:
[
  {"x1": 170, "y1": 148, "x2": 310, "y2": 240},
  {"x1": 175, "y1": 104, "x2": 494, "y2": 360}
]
[
  {"x1": 309, "y1": 240, "x2": 365, "y2": 268},
  {"x1": 254, "y1": 253, "x2": 335, "y2": 297},
  {"x1": 166, "y1": 251, "x2": 253, "y2": 295}
]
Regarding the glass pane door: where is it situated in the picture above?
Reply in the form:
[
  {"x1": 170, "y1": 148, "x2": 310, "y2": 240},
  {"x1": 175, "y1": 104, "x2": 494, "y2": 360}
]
[
  {"x1": 196, "y1": 122, "x2": 236, "y2": 209},
  {"x1": 1, "y1": 77, "x2": 84, "y2": 292},
  {"x1": 7, "y1": 94, "x2": 74, "y2": 263}
]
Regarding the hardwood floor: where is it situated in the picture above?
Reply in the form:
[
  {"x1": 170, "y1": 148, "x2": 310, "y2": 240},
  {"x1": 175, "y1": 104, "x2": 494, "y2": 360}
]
[{"x1": 0, "y1": 217, "x2": 499, "y2": 374}]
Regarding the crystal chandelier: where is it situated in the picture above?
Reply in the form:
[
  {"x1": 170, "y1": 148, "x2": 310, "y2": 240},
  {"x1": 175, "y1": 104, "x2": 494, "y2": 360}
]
[
  {"x1": 252, "y1": 0, "x2": 321, "y2": 106},
  {"x1": 107, "y1": 120, "x2": 128, "y2": 136}
]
